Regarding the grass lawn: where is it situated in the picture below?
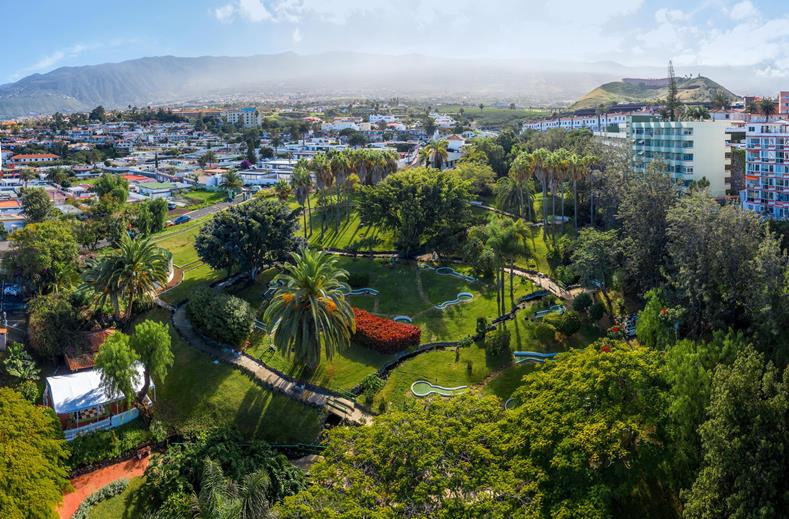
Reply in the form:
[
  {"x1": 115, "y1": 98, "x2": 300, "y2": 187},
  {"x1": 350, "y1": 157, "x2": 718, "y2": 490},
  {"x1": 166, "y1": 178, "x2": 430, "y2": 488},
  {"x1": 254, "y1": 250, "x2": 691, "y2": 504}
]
[
  {"x1": 142, "y1": 308, "x2": 325, "y2": 444},
  {"x1": 180, "y1": 189, "x2": 226, "y2": 207},
  {"x1": 160, "y1": 264, "x2": 223, "y2": 305},
  {"x1": 151, "y1": 222, "x2": 206, "y2": 267},
  {"x1": 306, "y1": 210, "x2": 396, "y2": 251},
  {"x1": 87, "y1": 477, "x2": 148, "y2": 519},
  {"x1": 245, "y1": 257, "x2": 542, "y2": 393},
  {"x1": 483, "y1": 363, "x2": 538, "y2": 401}
]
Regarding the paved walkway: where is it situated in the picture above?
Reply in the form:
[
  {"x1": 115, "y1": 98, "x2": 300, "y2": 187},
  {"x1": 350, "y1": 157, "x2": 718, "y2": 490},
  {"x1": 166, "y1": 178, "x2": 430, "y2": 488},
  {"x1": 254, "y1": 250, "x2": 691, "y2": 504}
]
[
  {"x1": 505, "y1": 266, "x2": 585, "y2": 301},
  {"x1": 172, "y1": 305, "x2": 371, "y2": 425},
  {"x1": 58, "y1": 457, "x2": 150, "y2": 519}
]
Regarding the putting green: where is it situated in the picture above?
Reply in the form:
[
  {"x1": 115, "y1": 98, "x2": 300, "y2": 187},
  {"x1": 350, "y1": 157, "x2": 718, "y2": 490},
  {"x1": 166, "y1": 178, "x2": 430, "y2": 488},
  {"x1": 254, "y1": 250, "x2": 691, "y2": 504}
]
[{"x1": 410, "y1": 380, "x2": 468, "y2": 397}]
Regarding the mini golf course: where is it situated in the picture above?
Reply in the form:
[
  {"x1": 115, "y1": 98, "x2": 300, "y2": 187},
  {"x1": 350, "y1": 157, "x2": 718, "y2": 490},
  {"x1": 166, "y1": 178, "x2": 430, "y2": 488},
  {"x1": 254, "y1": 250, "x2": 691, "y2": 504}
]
[{"x1": 410, "y1": 380, "x2": 469, "y2": 397}]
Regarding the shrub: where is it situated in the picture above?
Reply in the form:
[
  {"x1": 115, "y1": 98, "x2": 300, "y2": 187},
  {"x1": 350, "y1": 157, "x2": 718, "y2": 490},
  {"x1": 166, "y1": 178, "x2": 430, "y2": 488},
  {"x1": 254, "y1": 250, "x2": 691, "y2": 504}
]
[
  {"x1": 15, "y1": 380, "x2": 41, "y2": 403},
  {"x1": 353, "y1": 308, "x2": 421, "y2": 353},
  {"x1": 572, "y1": 292, "x2": 593, "y2": 313},
  {"x1": 347, "y1": 271, "x2": 370, "y2": 288},
  {"x1": 27, "y1": 293, "x2": 78, "y2": 360},
  {"x1": 187, "y1": 287, "x2": 254, "y2": 347},
  {"x1": 554, "y1": 311, "x2": 582, "y2": 336},
  {"x1": 68, "y1": 419, "x2": 152, "y2": 468},
  {"x1": 71, "y1": 479, "x2": 129, "y2": 519},
  {"x1": 533, "y1": 322, "x2": 557, "y2": 346},
  {"x1": 486, "y1": 327, "x2": 511, "y2": 358},
  {"x1": 360, "y1": 374, "x2": 385, "y2": 398},
  {"x1": 589, "y1": 302, "x2": 606, "y2": 321}
]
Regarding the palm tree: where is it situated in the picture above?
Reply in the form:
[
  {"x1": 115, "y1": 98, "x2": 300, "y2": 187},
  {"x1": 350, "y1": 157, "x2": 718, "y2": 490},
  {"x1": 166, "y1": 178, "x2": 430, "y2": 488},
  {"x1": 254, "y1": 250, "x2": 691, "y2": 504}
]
[
  {"x1": 192, "y1": 458, "x2": 275, "y2": 519},
  {"x1": 530, "y1": 148, "x2": 551, "y2": 236},
  {"x1": 760, "y1": 97, "x2": 777, "y2": 122},
  {"x1": 506, "y1": 151, "x2": 534, "y2": 220},
  {"x1": 263, "y1": 248, "x2": 356, "y2": 370},
  {"x1": 270, "y1": 129, "x2": 283, "y2": 155},
  {"x1": 290, "y1": 161, "x2": 313, "y2": 239},
  {"x1": 223, "y1": 170, "x2": 243, "y2": 198},
  {"x1": 712, "y1": 91, "x2": 730, "y2": 111},
  {"x1": 683, "y1": 105, "x2": 710, "y2": 121},
  {"x1": 18, "y1": 168, "x2": 36, "y2": 187},
  {"x1": 420, "y1": 140, "x2": 449, "y2": 169},
  {"x1": 310, "y1": 153, "x2": 334, "y2": 232},
  {"x1": 83, "y1": 234, "x2": 171, "y2": 321},
  {"x1": 274, "y1": 179, "x2": 291, "y2": 202}
]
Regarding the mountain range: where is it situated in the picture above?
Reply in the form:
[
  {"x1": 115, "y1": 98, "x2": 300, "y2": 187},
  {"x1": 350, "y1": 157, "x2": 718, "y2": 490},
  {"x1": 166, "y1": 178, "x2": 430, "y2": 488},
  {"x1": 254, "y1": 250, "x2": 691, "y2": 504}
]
[{"x1": 0, "y1": 52, "x2": 774, "y2": 119}]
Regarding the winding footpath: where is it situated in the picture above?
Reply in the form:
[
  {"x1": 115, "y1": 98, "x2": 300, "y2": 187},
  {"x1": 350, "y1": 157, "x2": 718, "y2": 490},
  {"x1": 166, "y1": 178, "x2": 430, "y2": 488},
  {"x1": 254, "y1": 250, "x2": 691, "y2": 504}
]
[
  {"x1": 171, "y1": 305, "x2": 371, "y2": 425},
  {"x1": 58, "y1": 457, "x2": 149, "y2": 519}
]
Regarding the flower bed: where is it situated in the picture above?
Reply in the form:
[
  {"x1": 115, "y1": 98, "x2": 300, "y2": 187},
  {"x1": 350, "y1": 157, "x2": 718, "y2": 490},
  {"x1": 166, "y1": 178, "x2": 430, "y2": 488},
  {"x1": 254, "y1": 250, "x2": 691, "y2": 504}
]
[{"x1": 353, "y1": 308, "x2": 421, "y2": 353}]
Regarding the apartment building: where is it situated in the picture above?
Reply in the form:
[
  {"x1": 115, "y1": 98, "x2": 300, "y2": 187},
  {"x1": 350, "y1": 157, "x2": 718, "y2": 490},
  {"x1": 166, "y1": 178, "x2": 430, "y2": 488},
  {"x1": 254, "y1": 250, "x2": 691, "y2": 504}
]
[
  {"x1": 741, "y1": 120, "x2": 789, "y2": 218},
  {"x1": 221, "y1": 107, "x2": 260, "y2": 128},
  {"x1": 629, "y1": 118, "x2": 732, "y2": 197},
  {"x1": 780, "y1": 91, "x2": 789, "y2": 115}
]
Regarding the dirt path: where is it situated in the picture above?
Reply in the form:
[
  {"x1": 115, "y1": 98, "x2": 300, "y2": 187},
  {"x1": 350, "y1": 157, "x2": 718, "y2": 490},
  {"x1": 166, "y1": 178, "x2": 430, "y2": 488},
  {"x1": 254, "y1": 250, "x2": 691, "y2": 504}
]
[{"x1": 59, "y1": 457, "x2": 150, "y2": 519}]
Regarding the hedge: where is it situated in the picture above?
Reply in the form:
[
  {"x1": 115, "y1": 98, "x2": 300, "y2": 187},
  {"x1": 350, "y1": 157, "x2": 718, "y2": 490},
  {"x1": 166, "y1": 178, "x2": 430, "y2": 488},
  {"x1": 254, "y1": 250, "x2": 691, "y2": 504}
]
[
  {"x1": 187, "y1": 287, "x2": 254, "y2": 347},
  {"x1": 71, "y1": 479, "x2": 129, "y2": 519},
  {"x1": 353, "y1": 308, "x2": 421, "y2": 353}
]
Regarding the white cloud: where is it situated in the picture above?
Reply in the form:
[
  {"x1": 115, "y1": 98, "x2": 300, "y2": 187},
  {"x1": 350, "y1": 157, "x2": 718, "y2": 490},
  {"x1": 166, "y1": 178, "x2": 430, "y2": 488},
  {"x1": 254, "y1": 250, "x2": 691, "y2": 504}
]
[
  {"x1": 727, "y1": 1, "x2": 758, "y2": 21},
  {"x1": 238, "y1": 0, "x2": 272, "y2": 22},
  {"x1": 292, "y1": 27, "x2": 302, "y2": 43},
  {"x1": 655, "y1": 8, "x2": 689, "y2": 24},
  {"x1": 214, "y1": 3, "x2": 235, "y2": 23}
]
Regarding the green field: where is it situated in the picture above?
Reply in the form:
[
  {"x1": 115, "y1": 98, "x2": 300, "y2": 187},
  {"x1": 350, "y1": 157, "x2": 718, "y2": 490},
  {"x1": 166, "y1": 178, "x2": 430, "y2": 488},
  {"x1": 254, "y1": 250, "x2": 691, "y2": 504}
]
[
  {"x1": 143, "y1": 308, "x2": 325, "y2": 444},
  {"x1": 435, "y1": 105, "x2": 550, "y2": 127},
  {"x1": 307, "y1": 210, "x2": 396, "y2": 251},
  {"x1": 87, "y1": 477, "x2": 148, "y2": 519}
]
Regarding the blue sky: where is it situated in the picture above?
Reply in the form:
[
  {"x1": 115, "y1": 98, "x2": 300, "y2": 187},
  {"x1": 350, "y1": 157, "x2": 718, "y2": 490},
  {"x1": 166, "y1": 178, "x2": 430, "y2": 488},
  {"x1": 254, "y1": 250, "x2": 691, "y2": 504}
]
[{"x1": 4, "y1": 0, "x2": 789, "y2": 83}]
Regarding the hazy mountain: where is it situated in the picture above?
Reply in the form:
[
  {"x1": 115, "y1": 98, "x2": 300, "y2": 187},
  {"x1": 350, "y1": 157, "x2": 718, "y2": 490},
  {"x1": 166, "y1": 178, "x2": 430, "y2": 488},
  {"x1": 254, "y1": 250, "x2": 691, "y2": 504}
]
[
  {"x1": 0, "y1": 53, "x2": 621, "y2": 118},
  {"x1": 0, "y1": 52, "x2": 780, "y2": 119},
  {"x1": 570, "y1": 76, "x2": 739, "y2": 110}
]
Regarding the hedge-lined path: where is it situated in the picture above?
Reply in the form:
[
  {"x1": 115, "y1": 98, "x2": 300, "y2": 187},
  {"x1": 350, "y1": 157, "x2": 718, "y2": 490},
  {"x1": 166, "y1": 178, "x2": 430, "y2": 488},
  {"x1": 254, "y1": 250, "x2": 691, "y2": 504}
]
[
  {"x1": 58, "y1": 457, "x2": 150, "y2": 519},
  {"x1": 171, "y1": 304, "x2": 372, "y2": 425}
]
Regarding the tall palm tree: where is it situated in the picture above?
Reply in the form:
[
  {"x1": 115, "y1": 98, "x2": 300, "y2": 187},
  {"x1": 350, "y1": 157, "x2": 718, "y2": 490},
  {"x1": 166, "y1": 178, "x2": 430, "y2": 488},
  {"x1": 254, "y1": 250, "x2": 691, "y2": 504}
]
[
  {"x1": 420, "y1": 140, "x2": 449, "y2": 169},
  {"x1": 274, "y1": 179, "x2": 291, "y2": 202},
  {"x1": 83, "y1": 234, "x2": 171, "y2": 321},
  {"x1": 192, "y1": 458, "x2": 275, "y2": 519},
  {"x1": 530, "y1": 148, "x2": 552, "y2": 236},
  {"x1": 310, "y1": 153, "x2": 334, "y2": 232},
  {"x1": 263, "y1": 248, "x2": 356, "y2": 370},
  {"x1": 507, "y1": 151, "x2": 534, "y2": 220},
  {"x1": 329, "y1": 150, "x2": 351, "y2": 223},
  {"x1": 760, "y1": 97, "x2": 777, "y2": 122},
  {"x1": 290, "y1": 161, "x2": 313, "y2": 239}
]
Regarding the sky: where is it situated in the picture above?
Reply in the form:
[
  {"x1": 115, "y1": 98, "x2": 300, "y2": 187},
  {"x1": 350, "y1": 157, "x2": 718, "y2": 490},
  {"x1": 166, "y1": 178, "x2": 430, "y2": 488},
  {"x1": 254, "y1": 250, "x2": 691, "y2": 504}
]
[{"x1": 4, "y1": 0, "x2": 789, "y2": 83}]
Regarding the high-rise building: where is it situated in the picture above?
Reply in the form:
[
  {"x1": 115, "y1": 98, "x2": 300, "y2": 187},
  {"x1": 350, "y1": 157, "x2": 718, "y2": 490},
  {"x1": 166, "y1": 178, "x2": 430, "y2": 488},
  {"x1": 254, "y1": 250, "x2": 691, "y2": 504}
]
[
  {"x1": 221, "y1": 107, "x2": 260, "y2": 128},
  {"x1": 741, "y1": 120, "x2": 789, "y2": 218},
  {"x1": 629, "y1": 117, "x2": 733, "y2": 197},
  {"x1": 779, "y1": 91, "x2": 789, "y2": 115}
]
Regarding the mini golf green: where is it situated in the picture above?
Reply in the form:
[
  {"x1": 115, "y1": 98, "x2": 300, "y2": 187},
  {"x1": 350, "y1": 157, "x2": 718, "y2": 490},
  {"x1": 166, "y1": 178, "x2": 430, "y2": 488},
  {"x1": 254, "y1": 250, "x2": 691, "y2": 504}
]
[{"x1": 410, "y1": 380, "x2": 468, "y2": 397}]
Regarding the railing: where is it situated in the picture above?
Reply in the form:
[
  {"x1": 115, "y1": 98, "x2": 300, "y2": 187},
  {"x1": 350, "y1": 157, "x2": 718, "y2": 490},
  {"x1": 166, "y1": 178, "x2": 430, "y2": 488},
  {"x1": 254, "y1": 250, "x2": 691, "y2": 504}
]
[{"x1": 63, "y1": 408, "x2": 140, "y2": 441}]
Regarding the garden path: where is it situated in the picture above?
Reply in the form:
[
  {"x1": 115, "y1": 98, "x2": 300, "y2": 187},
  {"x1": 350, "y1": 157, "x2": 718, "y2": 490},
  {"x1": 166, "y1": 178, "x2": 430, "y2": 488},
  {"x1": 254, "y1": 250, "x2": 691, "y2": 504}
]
[
  {"x1": 171, "y1": 305, "x2": 372, "y2": 425},
  {"x1": 58, "y1": 456, "x2": 149, "y2": 519}
]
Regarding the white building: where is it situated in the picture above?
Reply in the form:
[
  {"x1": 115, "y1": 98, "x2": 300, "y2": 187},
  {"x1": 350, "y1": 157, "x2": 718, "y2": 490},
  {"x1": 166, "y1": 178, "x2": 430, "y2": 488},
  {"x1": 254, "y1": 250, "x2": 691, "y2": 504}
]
[
  {"x1": 630, "y1": 118, "x2": 732, "y2": 197},
  {"x1": 322, "y1": 119, "x2": 360, "y2": 132},
  {"x1": 221, "y1": 107, "x2": 260, "y2": 128},
  {"x1": 369, "y1": 114, "x2": 397, "y2": 124}
]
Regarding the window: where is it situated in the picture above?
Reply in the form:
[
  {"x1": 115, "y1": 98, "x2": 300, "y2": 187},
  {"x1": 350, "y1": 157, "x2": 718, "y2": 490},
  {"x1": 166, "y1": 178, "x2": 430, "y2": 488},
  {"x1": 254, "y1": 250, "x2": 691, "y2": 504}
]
[{"x1": 683, "y1": 154, "x2": 694, "y2": 161}]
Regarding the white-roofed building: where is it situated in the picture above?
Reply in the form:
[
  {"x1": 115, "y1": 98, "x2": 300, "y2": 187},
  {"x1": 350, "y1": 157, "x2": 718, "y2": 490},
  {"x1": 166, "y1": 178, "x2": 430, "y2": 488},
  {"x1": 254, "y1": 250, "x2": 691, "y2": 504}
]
[{"x1": 44, "y1": 363, "x2": 153, "y2": 440}]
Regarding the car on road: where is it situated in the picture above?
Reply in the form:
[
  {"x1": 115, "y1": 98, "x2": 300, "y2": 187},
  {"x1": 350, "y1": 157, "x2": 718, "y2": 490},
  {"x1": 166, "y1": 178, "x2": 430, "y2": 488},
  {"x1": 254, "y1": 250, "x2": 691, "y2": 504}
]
[{"x1": 174, "y1": 215, "x2": 192, "y2": 225}]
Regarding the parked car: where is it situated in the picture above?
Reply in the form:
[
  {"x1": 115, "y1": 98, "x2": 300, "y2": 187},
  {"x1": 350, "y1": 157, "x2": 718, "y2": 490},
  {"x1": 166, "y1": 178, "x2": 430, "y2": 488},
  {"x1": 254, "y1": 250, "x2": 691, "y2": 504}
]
[
  {"x1": 174, "y1": 215, "x2": 191, "y2": 225},
  {"x1": 167, "y1": 201, "x2": 177, "y2": 210}
]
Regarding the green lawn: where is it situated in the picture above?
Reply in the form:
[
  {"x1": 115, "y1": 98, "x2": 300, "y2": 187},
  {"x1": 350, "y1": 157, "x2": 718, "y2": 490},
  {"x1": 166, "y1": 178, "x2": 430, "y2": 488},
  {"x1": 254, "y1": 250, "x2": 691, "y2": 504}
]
[
  {"x1": 483, "y1": 363, "x2": 538, "y2": 401},
  {"x1": 306, "y1": 210, "x2": 395, "y2": 251},
  {"x1": 179, "y1": 189, "x2": 226, "y2": 208},
  {"x1": 160, "y1": 264, "x2": 223, "y2": 305},
  {"x1": 87, "y1": 477, "x2": 148, "y2": 519},
  {"x1": 142, "y1": 308, "x2": 325, "y2": 444},
  {"x1": 152, "y1": 223, "x2": 206, "y2": 267},
  {"x1": 245, "y1": 257, "x2": 543, "y2": 393}
]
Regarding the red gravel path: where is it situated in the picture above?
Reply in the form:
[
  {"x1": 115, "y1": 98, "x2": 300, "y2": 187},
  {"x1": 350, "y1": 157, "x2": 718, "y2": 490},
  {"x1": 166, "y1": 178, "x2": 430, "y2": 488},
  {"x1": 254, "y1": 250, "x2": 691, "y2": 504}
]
[{"x1": 58, "y1": 457, "x2": 150, "y2": 519}]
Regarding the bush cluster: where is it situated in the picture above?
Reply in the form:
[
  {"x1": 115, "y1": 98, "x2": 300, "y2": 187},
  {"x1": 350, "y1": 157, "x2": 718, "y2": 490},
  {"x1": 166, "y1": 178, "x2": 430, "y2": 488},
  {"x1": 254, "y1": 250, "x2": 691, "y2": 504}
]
[
  {"x1": 187, "y1": 287, "x2": 254, "y2": 347},
  {"x1": 347, "y1": 271, "x2": 370, "y2": 288},
  {"x1": 68, "y1": 420, "x2": 152, "y2": 468},
  {"x1": 353, "y1": 308, "x2": 421, "y2": 353},
  {"x1": 71, "y1": 479, "x2": 129, "y2": 519}
]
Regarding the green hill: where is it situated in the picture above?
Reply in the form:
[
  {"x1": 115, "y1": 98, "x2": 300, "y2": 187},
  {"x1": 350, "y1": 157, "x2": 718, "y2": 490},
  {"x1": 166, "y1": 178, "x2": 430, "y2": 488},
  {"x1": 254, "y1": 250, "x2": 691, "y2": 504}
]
[{"x1": 570, "y1": 76, "x2": 738, "y2": 111}]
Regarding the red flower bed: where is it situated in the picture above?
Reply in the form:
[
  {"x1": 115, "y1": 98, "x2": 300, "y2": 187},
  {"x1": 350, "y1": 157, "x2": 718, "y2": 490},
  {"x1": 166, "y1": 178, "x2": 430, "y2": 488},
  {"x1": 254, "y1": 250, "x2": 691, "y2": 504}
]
[{"x1": 353, "y1": 308, "x2": 421, "y2": 353}]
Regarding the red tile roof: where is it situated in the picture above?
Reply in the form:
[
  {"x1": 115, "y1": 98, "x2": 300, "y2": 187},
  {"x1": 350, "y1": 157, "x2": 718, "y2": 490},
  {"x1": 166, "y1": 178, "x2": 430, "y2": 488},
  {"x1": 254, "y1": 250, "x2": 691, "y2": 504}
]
[
  {"x1": 64, "y1": 329, "x2": 116, "y2": 371},
  {"x1": 12, "y1": 153, "x2": 60, "y2": 160},
  {"x1": 0, "y1": 200, "x2": 21, "y2": 209}
]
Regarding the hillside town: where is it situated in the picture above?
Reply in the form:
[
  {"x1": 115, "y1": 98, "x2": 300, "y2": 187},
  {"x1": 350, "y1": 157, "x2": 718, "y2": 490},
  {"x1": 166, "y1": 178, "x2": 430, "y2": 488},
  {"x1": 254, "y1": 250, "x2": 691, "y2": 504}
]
[{"x1": 7, "y1": 1, "x2": 789, "y2": 517}]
